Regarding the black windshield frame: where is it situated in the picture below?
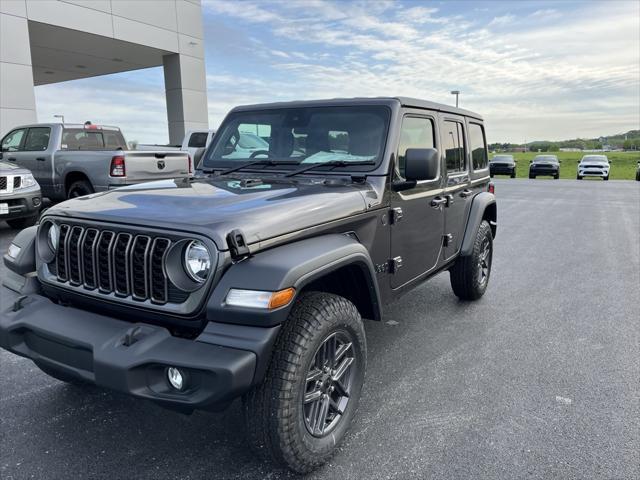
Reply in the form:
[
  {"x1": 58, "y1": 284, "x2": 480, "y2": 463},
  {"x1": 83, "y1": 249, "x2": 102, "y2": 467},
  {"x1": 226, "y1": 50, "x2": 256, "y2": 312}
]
[{"x1": 202, "y1": 105, "x2": 392, "y2": 174}]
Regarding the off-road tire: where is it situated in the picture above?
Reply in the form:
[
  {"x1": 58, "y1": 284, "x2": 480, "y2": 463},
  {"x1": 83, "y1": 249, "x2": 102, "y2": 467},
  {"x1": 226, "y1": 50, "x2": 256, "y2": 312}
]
[
  {"x1": 243, "y1": 292, "x2": 367, "y2": 474},
  {"x1": 6, "y1": 215, "x2": 38, "y2": 229},
  {"x1": 67, "y1": 180, "x2": 94, "y2": 199},
  {"x1": 450, "y1": 220, "x2": 493, "y2": 301}
]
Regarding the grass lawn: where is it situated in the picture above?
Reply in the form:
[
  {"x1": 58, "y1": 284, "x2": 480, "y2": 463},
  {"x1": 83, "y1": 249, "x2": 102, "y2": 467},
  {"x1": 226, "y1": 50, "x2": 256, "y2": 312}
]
[{"x1": 490, "y1": 151, "x2": 640, "y2": 180}]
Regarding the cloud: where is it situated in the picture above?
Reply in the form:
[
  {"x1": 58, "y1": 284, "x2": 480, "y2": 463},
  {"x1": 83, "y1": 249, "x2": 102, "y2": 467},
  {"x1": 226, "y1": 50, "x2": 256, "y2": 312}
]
[
  {"x1": 33, "y1": 1, "x2": 640, "y2": 143},
  {"x1": 489, "y1": 14, "x2": 516, "y2": 27}
]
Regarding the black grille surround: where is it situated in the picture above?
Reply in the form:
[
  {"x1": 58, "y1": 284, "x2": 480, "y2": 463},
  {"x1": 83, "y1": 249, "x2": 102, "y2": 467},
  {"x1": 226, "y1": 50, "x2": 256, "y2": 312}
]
[{"x1": 39, "y1": 218, "x2": 216, "y2": 319}]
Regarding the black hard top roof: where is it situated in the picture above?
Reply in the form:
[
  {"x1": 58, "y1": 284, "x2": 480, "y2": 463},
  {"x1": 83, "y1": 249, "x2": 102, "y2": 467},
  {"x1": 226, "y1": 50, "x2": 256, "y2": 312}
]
[{"x1": 231, "y1": 97, "x2": 483, "y2": 121}]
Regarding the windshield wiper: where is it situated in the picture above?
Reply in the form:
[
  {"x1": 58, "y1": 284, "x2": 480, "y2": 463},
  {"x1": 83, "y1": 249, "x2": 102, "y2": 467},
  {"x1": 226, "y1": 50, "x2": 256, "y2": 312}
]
[
  {"x1": 220, "y1": 159, "x2": 299, "y2": 175},
  {"x1": 285, "y1": 160, "x2": 375, "y2": 177}
]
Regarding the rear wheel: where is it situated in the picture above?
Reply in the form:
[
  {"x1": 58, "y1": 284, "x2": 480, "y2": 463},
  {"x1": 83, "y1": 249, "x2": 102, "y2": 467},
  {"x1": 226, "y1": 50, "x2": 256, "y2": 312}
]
[
  {"x1": 529, "y1": 173, "x2": 535, "y2": 179},
  {"x1": 450, "y1": 220, "x2": 493, "y2": 301},
  {"x1": 510, "y1": 170, "x2": 516, "y2": 178},
  {"x1": 243, "y1": 292, "x2": 366, "y2": 473},
  {"x1": 6, "y1": 215, "x2": 38, "y2": 229},
  {"x1": 67, "y1": 179, "x2": 94, "y2": 199}
]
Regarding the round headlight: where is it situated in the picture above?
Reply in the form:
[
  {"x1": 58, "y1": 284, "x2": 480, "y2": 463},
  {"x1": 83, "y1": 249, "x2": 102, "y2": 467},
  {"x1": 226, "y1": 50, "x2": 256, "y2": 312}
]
[
  {"x1": 184, "y1": 240, "x2": 211, "y2": 283},
  {"x1": 48, "y1": 223, "x2": 59, "y2": 252}
]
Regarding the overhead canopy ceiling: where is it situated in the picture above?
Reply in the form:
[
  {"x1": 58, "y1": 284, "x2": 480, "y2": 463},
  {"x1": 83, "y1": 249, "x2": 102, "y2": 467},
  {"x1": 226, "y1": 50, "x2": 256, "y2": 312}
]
[{"x1": 28, "y1": 21, "x2": 170, "y2": 86}]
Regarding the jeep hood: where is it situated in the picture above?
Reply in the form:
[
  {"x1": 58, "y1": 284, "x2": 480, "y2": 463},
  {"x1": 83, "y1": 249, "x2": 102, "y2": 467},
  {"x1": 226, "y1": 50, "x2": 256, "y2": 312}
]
[{"x1": 46, "y1": 176, "x2": 379, "y2": 250}]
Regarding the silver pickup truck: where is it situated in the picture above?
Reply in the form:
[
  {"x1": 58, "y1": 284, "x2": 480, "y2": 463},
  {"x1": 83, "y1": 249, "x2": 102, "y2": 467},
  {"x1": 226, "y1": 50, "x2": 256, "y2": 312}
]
[{"x1": 0, "y1": 123, "x2": 191, "y2": 201}]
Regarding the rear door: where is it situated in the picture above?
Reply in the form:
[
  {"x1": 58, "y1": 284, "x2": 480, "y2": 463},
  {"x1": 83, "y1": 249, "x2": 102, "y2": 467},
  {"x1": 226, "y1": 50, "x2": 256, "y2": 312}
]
[
  {"x1": 123, "y1": 151, "x2": 189, "y2": 182},
  {"x1": 390, "y1": 112, "x2": 445, "y2": 289},
  {"x1": 440, "y1": 115, "x2": 471, "y2": 261}
]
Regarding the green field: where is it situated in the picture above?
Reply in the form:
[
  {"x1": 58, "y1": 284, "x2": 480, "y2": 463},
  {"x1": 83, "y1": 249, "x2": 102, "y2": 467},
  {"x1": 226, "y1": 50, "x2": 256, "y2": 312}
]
[{"x1": 490, "y1": 151, "x2": 640, "y2": 180}]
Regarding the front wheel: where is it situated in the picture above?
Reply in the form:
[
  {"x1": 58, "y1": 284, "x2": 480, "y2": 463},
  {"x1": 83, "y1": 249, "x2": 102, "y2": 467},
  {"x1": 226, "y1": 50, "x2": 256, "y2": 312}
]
[
  {"x1": 510, "y1": 171, "x2": 516, "y2": 178},
  {"x1": 529, "y1": 173, "x2": 535, "y2": 179},
  {"x1": 554, "y1": 174, "x2": 559, "y2": 179},
  {"x1": 450, "y1": 220, "x2": 493, "y2": 300},
  {"x1": 243, "y1": 292, "x2": 366, "y2": 473},
  {"x1": 577, "y1": 174, "x2": 582, "y2": 180},
  {"x1": 603, "y1": 176, "x2": 609, "y2": 181}
]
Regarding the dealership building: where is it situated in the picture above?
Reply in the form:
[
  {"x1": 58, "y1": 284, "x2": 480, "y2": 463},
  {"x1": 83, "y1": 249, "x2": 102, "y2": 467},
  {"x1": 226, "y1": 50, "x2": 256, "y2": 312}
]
[{"x1": 0, "y1": 0, "x2": 208, "y2": 143}]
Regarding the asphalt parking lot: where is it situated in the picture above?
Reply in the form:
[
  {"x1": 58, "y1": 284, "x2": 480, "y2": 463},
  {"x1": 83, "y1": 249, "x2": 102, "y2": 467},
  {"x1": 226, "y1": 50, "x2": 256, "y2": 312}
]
[{"x1": 1, "y1": 179, "x2": 638, "y2": 480}]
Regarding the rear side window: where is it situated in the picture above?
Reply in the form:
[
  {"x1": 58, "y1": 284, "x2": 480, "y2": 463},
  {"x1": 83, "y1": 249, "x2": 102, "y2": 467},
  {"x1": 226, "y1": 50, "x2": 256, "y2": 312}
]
[
  {"x1": 188, "y1": 132, "x2": 209, "y2": 148},
  {"x1": 24, "y1": 127, "x2": 51, "y2": 151},
  {"x1": 469, "y1": 123, "x2": 488, "y2": 170},
  {"x1": 1, "y1": 128, "x2": 26, "y2": 152},
  {"x1": 443, "y1": 120, "x2": 466, "y2": 173},
  {"x1": 103, "y1": 131, "x2": 126, "y2": 149},
  {"x1": 397, "y1": 116, "x2": 435, "y2": 179},
  {"x1": 62, "y1": 129, "x2": 104, "y2": 150}
]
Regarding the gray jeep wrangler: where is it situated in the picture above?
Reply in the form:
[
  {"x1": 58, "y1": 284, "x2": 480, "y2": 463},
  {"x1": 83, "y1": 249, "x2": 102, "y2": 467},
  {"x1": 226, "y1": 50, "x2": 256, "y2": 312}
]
[{"x1": 1, "y1": 97, "x2": 496, "y2": 473}]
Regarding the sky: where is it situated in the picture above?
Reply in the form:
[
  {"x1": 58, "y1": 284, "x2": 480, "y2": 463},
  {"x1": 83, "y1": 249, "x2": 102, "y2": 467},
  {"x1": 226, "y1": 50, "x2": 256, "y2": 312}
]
[{"x1": 35, "y1": 0, "x2": 640, "y2": 144}]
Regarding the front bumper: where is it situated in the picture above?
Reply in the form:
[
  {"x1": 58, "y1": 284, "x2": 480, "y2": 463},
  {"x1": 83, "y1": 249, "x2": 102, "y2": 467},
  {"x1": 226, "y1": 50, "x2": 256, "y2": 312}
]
[
  {"x1": 529, "y1": 166, "x2": 559, "y2": 176},
  {"x1": 490, "y1": 165, "x2": 515, "y2": 175},
  {"x1": 578, "y1": 168, "x2": 608, "y2": 178},
  {"x1": 0, "y1": 188, "x2": 42, "y2": 220},
  {"x1": 0, "y1": 293, "x2": 278, "y2": 411}
]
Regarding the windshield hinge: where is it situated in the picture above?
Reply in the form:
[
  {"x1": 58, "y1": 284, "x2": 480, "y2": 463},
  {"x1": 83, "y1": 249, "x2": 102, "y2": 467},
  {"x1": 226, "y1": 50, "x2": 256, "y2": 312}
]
[{"x1": 227, "y1": 229, "x2": 250, "y2": 261}]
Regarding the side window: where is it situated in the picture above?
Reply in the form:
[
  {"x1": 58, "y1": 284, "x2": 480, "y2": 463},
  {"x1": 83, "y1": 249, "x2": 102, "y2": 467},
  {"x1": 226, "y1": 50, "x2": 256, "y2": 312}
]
[
  {"x1": 23, "y1": 127, "x2": 51, "y2": 151},
  {"x1": 61, "y1": 129, "x2": 105, "y2": 150},
  {"x1": 1, "y1": 128, "x2": 27, "y2": 152},
  {"x1": 469, "y1": 123, "x2": 488, "y2": 170},
  {"x1": 397, "y1": 116, "x2": 435, "y2": 178},
  {"x1": 443, "y1": 120, "x2": 466, "y2": 173},
  {"x1": 188, "y1": 132, "x2": 209, "y2": 148}
]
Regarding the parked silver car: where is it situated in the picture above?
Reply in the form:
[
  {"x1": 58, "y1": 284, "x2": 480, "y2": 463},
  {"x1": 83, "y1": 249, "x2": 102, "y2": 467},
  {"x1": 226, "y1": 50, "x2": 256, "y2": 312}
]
[{"x1": 0, "y1": 160, "x2": 41, "y2": 228}]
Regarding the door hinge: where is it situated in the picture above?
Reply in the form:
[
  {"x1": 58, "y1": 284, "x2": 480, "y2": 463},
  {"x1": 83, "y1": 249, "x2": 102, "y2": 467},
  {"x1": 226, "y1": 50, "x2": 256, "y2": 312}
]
[
  {"x1": 389, "y1": 256, "x2": 403, "y2": 273},
  {"x1": 390, "y1": 207, "x2": 403, "y2": 224},
  {"x1": 445, "y1": 194, "x2": 454, "y2": 207},
  {"x1": 443, "y1": 233, "x2": 454, "y2": 247}
]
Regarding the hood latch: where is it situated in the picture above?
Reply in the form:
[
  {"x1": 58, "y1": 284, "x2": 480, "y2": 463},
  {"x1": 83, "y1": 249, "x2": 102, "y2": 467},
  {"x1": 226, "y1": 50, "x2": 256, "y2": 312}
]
[{"x1": 227, "y1": 229, "x2": 250, "y2": 261}]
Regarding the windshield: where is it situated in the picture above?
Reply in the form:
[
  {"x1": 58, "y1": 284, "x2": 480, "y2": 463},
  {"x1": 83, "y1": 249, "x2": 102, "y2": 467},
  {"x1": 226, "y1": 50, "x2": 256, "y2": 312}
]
[
  {"x1": 533, "y1": 155, "x2": 558, "y2": 163},
  {"x1": 581, "y1": 156, "x2": 607, "y2": 163},
  {"x1": 203, "y1": 106, "x2": 390, "y2": 171},
  {"x1": 491, "y1": 155, "x2": 513, "y2": 162}
]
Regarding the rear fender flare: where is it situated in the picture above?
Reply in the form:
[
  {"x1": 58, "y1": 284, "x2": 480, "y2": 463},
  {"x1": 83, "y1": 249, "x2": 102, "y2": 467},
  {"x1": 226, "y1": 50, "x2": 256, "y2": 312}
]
[{"x1": 460, "y1": 192, "x2": 497, "y2": 256}]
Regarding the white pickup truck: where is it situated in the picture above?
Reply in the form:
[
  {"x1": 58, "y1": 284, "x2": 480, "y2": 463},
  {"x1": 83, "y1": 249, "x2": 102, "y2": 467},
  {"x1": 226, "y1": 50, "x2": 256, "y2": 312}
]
[
  {"x1": 0, "y1": 123, "x2": 191, "y2": 201},
  {"x1": 137, "y1": 129, "x2": 216, "y2": 159}
]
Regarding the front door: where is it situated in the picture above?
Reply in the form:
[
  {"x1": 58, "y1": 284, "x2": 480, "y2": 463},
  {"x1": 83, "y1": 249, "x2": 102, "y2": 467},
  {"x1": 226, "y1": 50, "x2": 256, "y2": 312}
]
[
  {"x1": 390, "y1": 113, "x2": 444, "y2": 289},
  {"x1": 440, "y1": 116, "x2": 471, "y2": 260}
]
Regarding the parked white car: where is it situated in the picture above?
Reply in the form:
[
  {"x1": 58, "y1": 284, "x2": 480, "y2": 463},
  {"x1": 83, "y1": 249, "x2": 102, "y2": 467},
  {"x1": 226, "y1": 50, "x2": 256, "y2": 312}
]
[{"x1": 577, "y1": 155, "x2": 610, "y2": 180}]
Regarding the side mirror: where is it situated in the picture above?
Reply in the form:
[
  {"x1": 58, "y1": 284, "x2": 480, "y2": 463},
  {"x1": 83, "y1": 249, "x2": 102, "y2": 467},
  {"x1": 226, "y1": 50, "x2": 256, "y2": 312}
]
[{"x1": 404, "y1": 148, "x2": 439, "y2": 181}]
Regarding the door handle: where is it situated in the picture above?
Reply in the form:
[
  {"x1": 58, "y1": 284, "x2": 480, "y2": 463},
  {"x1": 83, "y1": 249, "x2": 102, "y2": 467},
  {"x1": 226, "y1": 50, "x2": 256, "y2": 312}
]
[
  {"x1": 460, "y1": 189, "x2": 473, "y2": 198},
  {"x1": 36, "y1": 157, "x2": 46, "y2": 161},
  {"x1": 430, "y1": 196, "x2": 447, "y2": 208},
  {"x1": 7, "y1": 157, "x2": 16, "y2": 162}
]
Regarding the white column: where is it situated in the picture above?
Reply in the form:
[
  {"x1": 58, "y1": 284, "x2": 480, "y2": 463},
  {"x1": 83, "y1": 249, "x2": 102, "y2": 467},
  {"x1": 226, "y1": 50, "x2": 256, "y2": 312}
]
[
  {"x1": 0, "y1": 3, "x2": 37, "y2": 136},
  {"x1": 163, "y1": 53, "x2": 208, "y2": 145}
]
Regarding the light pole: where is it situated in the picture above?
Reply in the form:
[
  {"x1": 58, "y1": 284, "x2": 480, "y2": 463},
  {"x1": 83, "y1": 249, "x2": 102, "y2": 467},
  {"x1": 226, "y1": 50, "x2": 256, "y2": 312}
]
[
  {"x1": 53, "y1": 114, "x2": 65, "y2": 124},
  {"x1": 450, "y1": 90, "x2": 460, "y2": 108}
]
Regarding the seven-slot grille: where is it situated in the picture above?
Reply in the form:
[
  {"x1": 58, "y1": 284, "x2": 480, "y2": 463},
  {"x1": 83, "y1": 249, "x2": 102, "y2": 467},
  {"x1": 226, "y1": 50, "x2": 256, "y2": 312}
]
[{"x1": 55, "y1": 224, "x2": 172, "y2": 304}]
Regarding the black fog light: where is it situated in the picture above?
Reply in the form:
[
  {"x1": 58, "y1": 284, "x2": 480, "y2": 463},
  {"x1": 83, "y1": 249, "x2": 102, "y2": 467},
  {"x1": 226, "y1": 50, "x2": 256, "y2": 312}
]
[{"x1": 167, "y1": 367, "x2": 187, "y2": 391}]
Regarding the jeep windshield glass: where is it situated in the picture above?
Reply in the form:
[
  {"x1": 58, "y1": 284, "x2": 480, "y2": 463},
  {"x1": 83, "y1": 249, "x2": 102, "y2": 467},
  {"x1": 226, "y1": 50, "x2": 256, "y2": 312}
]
[{"x1": 203, "y1": 106, "x2": 390, "y2": 172}]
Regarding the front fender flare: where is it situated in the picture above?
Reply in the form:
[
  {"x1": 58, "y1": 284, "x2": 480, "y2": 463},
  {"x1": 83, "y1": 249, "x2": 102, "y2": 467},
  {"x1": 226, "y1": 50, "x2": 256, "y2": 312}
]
[{"x1": 207, "y1": 234, "x2": 381, "y2": 327}]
